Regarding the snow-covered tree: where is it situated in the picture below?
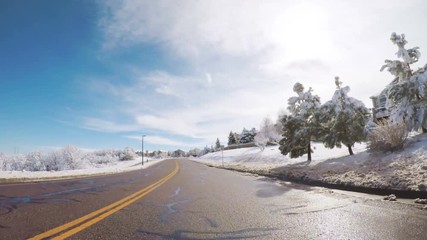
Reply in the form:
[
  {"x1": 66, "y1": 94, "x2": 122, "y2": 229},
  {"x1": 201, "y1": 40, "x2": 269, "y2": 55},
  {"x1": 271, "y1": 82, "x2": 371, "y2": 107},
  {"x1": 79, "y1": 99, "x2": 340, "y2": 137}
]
[
  {"x1": 318, "y1": 77, "x2": 369, "y2": 155},
  {"x1": 279, "y1": 83, "x2": 321, "y2": 161},
  {"x1": 199, "y1": 145, "x2": 211, "y2": 156},
  {"x1": 227, "y1": 131, "x2": 237, "y2": 145},
  {"x1": 171, "y1": 149, "x2": 186, "y2": 158},
  {"x1": 254, "y1": 117, "x2": 282, "y2": 150},
  {"x1": 215, "y1": 138, "x2": 221, "y2": 150},
  {"x1": 187, "y1": 148, "x2": 202, "y2": 157},
  {"x1": 239, "y1": 128, "x2": 256, "y2": 144},
  {"x1": 381, "y1": 32, "x2": 427, "y2": 132},
  {"x1": 119, "y1": 147, "x2": 137, "y2": 161}
]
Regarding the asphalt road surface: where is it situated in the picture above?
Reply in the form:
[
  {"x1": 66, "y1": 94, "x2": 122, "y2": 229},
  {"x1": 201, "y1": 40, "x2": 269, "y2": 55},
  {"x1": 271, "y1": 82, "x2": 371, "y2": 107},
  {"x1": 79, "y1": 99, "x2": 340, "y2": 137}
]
[{"x1": 1, "y1": 159, "x2": 426, "y2": 239}]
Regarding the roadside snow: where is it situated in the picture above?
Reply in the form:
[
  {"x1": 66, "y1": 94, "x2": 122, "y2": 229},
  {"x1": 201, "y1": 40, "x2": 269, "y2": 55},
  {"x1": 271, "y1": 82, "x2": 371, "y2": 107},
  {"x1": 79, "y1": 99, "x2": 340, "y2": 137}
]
[
  {"x1": 194, "y1": 134, "x2": 427, "y2": 192},
  {"x1": 196, "y1": 142, "x2": 367, "y2": 170},
  {"x1": 0, "y1": 158, "x2": 166, "y2": 183}
]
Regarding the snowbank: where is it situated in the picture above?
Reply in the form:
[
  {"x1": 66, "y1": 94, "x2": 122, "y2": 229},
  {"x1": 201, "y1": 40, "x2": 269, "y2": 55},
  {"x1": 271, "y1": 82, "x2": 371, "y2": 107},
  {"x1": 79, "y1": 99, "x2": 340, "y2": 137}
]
[{"x1": 194, "y1": 134, "x2": 427, "y2": 192}]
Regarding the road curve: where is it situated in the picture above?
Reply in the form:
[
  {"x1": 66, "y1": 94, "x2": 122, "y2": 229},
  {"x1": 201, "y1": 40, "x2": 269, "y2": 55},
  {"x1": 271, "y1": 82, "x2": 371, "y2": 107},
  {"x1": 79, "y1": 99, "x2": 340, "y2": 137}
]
[{"x1": 1, "y1": 159, "x2": 427, "y2": 239}]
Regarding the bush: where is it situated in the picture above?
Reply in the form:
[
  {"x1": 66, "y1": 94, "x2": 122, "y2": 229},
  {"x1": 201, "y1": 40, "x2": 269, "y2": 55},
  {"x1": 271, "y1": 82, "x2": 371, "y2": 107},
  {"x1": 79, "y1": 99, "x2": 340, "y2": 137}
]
[
  {"x1": 0, "y1": 146, "x2": 137, "y2": 171},
  {"x1": 367, "y1": 120, "x2": 408, "y2": 152},
  {"x1": 119, "y1": 147, "x2": 136, "y2": 161}
]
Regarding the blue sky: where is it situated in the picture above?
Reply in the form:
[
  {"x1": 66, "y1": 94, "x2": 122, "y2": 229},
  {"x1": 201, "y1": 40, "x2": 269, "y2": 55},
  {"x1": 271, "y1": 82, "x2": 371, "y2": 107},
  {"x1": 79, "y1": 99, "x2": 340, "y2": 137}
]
[{"x1": 1, "y1": 0, "x2": 427, "y2": 153}]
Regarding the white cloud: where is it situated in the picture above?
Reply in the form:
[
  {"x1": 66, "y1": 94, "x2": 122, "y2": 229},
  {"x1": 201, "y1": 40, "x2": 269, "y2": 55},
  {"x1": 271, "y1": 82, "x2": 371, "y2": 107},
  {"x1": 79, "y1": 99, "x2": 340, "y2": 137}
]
[
  {"x1": 92, "y1": 0, "x2": 427, "y2": 148},
  {"x1": 82, "y1": 117, "x2": 140, "y2": 133},
  {"x1": 206, "y1": 73, "x2": 212, "y2": 84},
  {"x1": 125, "y1": 135, "x2": 190, "y2": 147}
]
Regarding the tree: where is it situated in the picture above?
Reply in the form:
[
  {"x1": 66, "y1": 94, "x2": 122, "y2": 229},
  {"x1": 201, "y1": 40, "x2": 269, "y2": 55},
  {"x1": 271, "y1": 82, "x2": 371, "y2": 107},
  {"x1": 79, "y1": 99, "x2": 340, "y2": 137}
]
[
  {"x1": 318, "y1": 77, "x2": 369, "y2": 155},
  {"x1": 171, "y1": 149, "x2": 185, "y2": 158},
  {"x1": 279, "y1": 83, "x2": 321, "y2": 161},
  {"x1": 200, "y1": 145, "x2": 211, "y2": 156},
  {"x1": 187, "y1": 148, "x2": 201, "y2": 157},
  {"x1": 254, "y1": 117, "x2": 281, "y2": 150},
  {"x1": 228, "y1": 131, "x2": 237, "y2": 145},
  {"x1": 381, "y1": 32, "x2": 427, "y2": 132},
  {"x1": 239, "y1": 128, "x2": 256, "y2": 144},
  {"x1": 215, "y1": 138, "x2": 221, "y2": 150},
  {"x1": 234, "y1": 132, "x2": 240, "y2": 143}
]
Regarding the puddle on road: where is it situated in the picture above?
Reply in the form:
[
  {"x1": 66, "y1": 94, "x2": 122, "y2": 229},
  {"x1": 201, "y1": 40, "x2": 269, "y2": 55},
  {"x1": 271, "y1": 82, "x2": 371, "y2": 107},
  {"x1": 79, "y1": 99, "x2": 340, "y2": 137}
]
[
  {"x1": 256, "y1": 183, "x2": 290, "y2": 198},
  {"x1": 269, "y1": 199, "x2": 350, "y2": 216}
]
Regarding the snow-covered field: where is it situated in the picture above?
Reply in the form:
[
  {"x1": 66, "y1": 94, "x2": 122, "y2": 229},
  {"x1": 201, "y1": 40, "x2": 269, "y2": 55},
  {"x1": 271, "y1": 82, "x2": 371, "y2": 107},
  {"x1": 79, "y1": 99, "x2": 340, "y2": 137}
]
[
  {"x1": 0, "y1": 145, "x2": 169, "y2": 182},
  {"x1": 0, "y1": 158, "x2": 165, "y2": 182},
  {"x1": 194, "y1": 133, "x2": 427, "y2": 192}
]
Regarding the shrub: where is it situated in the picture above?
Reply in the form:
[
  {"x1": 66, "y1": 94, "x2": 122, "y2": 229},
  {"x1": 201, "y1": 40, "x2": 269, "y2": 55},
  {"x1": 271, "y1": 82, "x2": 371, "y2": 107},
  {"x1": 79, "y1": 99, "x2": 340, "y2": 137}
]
[
  {"x1": 25, "y1": 151, "x2": 46, "y2": 171},
  {"x1": 119, "y1": 147, "x2": 136, "y2": 161},
  {"x1": 367, "y1": 120, "x2": 408, "y2": 152},
  {"x1": 0, "y1": 146, "x2": 137, "y2": 171}
]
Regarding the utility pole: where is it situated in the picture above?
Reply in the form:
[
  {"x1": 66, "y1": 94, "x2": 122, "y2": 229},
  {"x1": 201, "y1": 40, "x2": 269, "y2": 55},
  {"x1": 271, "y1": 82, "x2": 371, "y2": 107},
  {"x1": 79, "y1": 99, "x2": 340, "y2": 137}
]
[{"x1": 141, "y1": 135, "x2": 146, "y2": 166}]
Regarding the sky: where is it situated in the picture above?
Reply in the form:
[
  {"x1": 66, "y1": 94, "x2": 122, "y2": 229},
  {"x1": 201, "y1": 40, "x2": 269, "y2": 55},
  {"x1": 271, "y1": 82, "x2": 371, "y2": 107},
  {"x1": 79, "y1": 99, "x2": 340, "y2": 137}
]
[{"x1": 1, "y1": 0, "x2": 427, "y2": 154}]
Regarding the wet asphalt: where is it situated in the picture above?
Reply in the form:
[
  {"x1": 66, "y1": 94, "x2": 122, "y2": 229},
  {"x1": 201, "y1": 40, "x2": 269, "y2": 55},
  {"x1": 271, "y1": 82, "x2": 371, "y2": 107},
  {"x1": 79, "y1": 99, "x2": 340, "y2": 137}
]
[{"x1": 1, "y1": 159, "x2": 427, "y2": 239}]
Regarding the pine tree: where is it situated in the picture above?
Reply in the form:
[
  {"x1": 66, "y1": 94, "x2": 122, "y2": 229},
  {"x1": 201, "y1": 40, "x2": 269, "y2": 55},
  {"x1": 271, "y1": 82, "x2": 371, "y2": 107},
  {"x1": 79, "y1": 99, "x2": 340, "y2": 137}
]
[
  {"x1": 239, "y1": 128, "x2": 252, "y2": 144},
  {"x1": 381, "y1": 32, "x2": 427, "y2": 132},
  {"x1": 279, "y1": 83, "x2": 321, "y2": 162},
  {"x1": 201, "y1": 145, "x2": 211, "y2": 155},
  {"x1": 318, "y1": 77, "x2": 369, "y2": 155},
  {"x1": 215, "y1": 138, "x2": 221, "y2": 150},
  {"x1": 228, "y1": 131, "x2": 237, "y2": 145},
  {"x1": 249, "y1": 128, "x2": 257, "y2": 142}
]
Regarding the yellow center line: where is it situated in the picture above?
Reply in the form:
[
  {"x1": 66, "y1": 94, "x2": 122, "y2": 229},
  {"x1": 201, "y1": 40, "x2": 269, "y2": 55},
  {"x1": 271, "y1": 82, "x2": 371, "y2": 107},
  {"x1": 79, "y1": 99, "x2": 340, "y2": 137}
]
[{"x1": 29, "y1": 160, "x2": 179, "y2": 240}]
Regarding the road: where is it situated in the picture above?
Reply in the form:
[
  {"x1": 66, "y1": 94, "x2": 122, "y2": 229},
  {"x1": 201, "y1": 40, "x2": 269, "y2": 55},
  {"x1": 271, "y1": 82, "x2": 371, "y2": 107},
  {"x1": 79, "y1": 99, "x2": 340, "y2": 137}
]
[{"x1": 1, "y1": 159, "x2": 426, "y2": 239}]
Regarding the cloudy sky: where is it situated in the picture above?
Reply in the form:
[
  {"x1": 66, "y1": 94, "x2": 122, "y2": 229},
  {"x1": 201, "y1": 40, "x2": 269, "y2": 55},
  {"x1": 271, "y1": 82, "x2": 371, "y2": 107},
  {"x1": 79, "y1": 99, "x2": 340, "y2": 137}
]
[{"x1": 1, "y1": 0, "x2": 427, "y2": 153}]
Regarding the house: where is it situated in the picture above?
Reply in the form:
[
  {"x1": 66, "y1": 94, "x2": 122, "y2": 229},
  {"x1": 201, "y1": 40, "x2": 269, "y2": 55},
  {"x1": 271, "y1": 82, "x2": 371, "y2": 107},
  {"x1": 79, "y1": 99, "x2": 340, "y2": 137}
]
[
  {"x1": 371, "y1": 65, "x2": 427, "y2": 123},
  {"x1": 370, "y1": 78, "x2": 399, "y2": 122},
  {"x1": 370, "y1": 90, "x2": 390, "y2": 122}
]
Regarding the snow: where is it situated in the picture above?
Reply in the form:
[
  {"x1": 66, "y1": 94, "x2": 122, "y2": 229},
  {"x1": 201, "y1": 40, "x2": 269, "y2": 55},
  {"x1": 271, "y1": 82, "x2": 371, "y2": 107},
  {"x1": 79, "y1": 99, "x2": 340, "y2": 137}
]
[
  {"x1": 1, "y1": 133, "x2": 426, "y2": 193},
  {"x1": 196, "y1": 143, "x2": 366, "y2": 169},
  {"x1": 0, "y1": 158, "x2": 166, "y2": 183},
  {"x1": 194, "y1": 133, "x2": 427, "y2": 192}
]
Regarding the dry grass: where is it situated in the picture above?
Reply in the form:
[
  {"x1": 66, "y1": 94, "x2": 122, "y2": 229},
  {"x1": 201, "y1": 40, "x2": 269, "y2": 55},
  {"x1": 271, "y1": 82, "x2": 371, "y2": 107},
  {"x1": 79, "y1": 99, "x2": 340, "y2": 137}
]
[{"x1": 367, "y1": 121, "x2": 408, "y2": 152}]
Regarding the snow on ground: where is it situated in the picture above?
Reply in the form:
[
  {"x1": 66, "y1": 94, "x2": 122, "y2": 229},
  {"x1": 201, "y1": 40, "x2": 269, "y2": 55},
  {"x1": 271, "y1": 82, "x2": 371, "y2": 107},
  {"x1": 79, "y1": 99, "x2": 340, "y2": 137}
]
[
  {"x1": 0, "y1": 158, "x2": 166, "y2": 183},
  {"x1": 194, "y1": 134, "x2": 427, "y2": 192}
]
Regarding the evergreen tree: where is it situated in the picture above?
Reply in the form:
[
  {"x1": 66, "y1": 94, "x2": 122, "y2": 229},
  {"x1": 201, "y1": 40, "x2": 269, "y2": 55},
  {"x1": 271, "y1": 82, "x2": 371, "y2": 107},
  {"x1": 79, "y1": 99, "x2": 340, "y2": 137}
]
[
  {"x1": 249, "y1": 128, "x2": 257, "y2": 142},
  {"x1": 215, "y1": 138, "x2": 221, "y2": 150},
  {"x1": 239, "y1": 128, "x2": 251, "y2": 143},
  {"x1": 234, "y1": 132, "x2": 240, "y2": 143},
  {"x1": 279, "y1": 83, "x2": 321, "y2": 162},
  {"x1": 228, "y1": 131, "x2": 237, "y2": 145},
  {"x1": 201, "y1": 145, "x2": 211, "y2": 155},
  {"x1": 318, "y1": 77, "x2": 369, "y2": 155},
  {"x1": 381, "y1": 32, "x2": 427, "y2": 132}
]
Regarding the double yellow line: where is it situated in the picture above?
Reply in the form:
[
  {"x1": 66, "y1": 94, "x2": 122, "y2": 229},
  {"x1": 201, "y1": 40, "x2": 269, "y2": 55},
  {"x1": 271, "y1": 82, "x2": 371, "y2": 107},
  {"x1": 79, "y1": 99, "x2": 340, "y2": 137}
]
[{"x1": 29, "y1": 160, "x2": 179, "y2": 240}]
